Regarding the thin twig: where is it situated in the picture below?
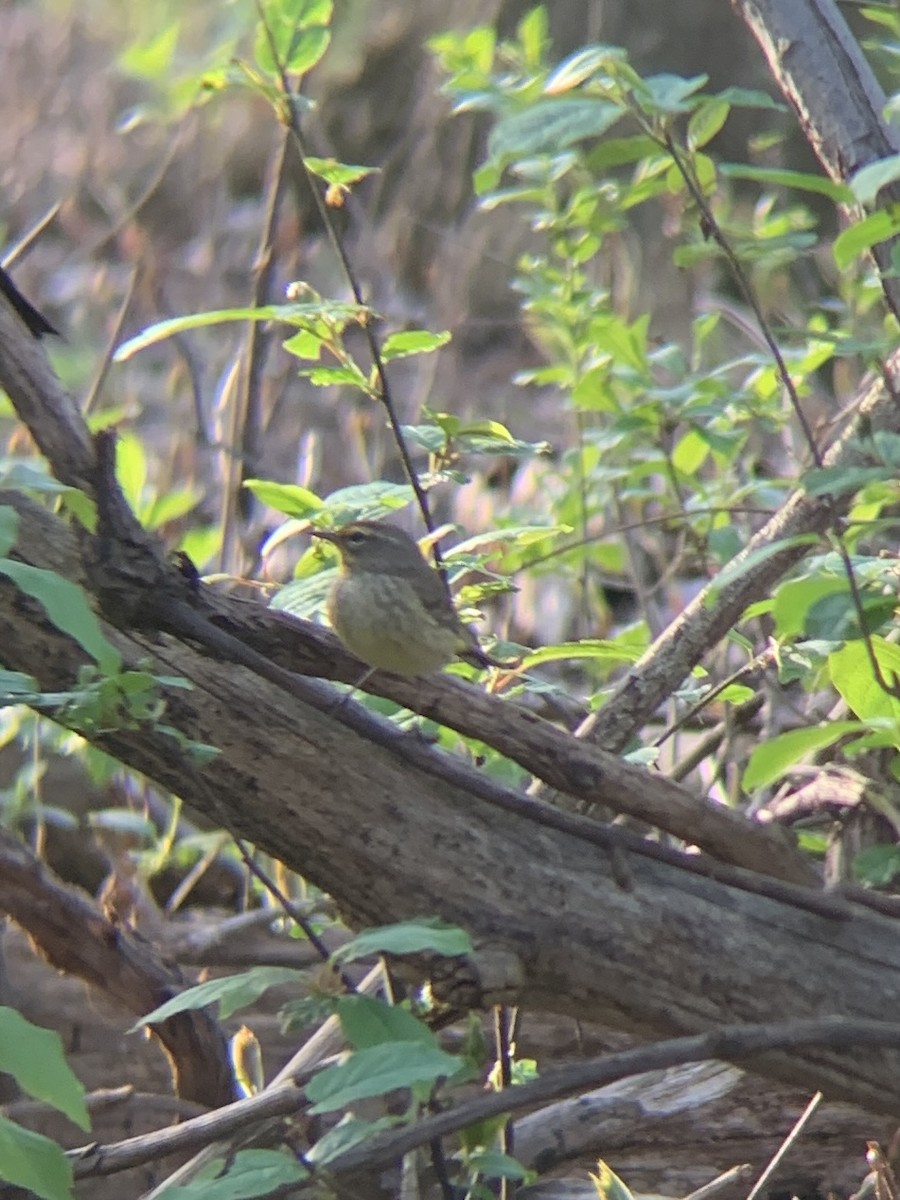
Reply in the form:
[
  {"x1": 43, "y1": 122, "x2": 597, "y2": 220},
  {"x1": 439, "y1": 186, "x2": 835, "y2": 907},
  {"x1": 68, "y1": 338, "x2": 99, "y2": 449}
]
[
  {"x1": 744, "y1": 1091, "x2": 823, "y2": 1200},
  {"x1": 251, "y1": 0, "x2": 458, "y2": 584},
  {"x1": 684, "y1": 1164, "x2": 755, "y2": 1200}
]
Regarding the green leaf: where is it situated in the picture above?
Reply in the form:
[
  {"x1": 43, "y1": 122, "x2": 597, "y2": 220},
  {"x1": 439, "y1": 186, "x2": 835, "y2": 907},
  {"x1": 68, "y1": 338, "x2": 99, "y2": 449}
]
[
  {"x1": 544, "y1": 45, "x2": 623, "y2": 93},
  {"x1": 714, "y1": 86, "x2": 785, "y2": 111},
  {"x1": 704, "y1": 535, "x2": 820, "y2": 598},
  {"x1": 806, "y1": 589, "x2": 894, "y2": 640},
  {"x1": 853, "y1": 844, "x2": 900, "y2": 888},
  {"x1": 719, "y1": 163, "x2": 852, "y2": 201},
  {"x1": 337, "y1": 995, "x2": 438, "y2": 1051},
  {"x1": 467, "y1": 1149, "x2": 531, "y2": 1182},
  {"x1": 0, "y1": 1116, "x2": 74, "y2": 1200},
  {"x1": 0, "y1": 561, "x2": 121, "y2": 674},
  {"x1": 270, "y1": 570, "x2": 334, "y2": 618},
  {"x1": 743, "y1": 722, "x2": 860, "y2": 791},
  {"x1": 0, "y1": 461, "x2": 93, "y2": 514},
  {"x1": 142, "y1": 487, "x2": 202, "y2": 531},
  {"x1": 638, "y1": 72, "x2": 708, "y2": 114},
  {"x1": 86, "y1": 808, "x2": 157, "y2": 840},
  {"x1": 115, "y1": 301, "x2": 369, "y2": 360},
  {"x1": 834, "y1": 207, "x2": 900, "y2": 270},
  {"x1": 301, "y1": 364, "x2": 369, "y2": 388},
  {"x1": 0, "y1": 668, "x2": 40, "y2": 698},
  {"x1": 671, "y1": 428, "x2": 710, "y2": 474},
  {"x1": 132, "y1": 967, "x2": 307, "y2": 1029},
  {"x1": 586, "y1": 134, "x2": 660, "y2": 170},
  {"x1": 282, "y1": 26, "x2": 331, "y2": 75},
  {"x1": 242, "y1": 480, "x2": 324, "y2": 517},
  {"x1": 115, "y1": 432, "x2": 147, "y2": 512},
  {"x1": 306, "y1": 1041, "x2": 463, "y2": 1114},
  {"x1": 518, "y1": 4, "x2": 549, "y2": 63},
  {"x1": 850, "y1": 154, "x2": 900, "y2": 204},
  {"x1": 591, "y1": 1159, "x2": 636, "y2": 1200},
  {"x1": 254, "y1": 0, "x2": 332, "y2": 75},
  {"x1": 0, "y1": 506, "x2": 18, "y2": 556},
  {"x1": 804, "y1": 464, "x2": 892, "y2": 497},
  {"x1": 156, "y1": 1148, "x2": 308, "y2": 1199},
  {"x1": 303, "y1": 156, "x2": 378, "y2": 186},
  {"x1": 450, "y1": 525, "x2": 568, "y2": 555},
  {"x1": 521, "y1": 640, "x2": 643, "y2": 668},
  {"x1": 380, "y1": 330, "x2": 451, "y2": 361},
  {"x1": 119, "y1": 23, "x2": 179, "y2": 82},
  {"x1": 332, "y1": 918, "x2": 473, "y2": 964},
  {"x1": 307, "y1": 1113, "x2": 399, "y2": 1166},
  {"x1": 321, "y1": 481, "x2": 415, "y2": 521},
  {"x1": 488, "y1": 98, "x2": 623, "y2": 165},
  {"x1": 772, "y1": 577, "x2": 845, "y2": 638},
  {"x1": 830, "y1": 638, "x2": 900, "y2": 727},
  {"x1": 687, "y1": 97, "x2": 730, "y2": 150},
  {"x1": 0, "y1": 1009, "x2": 89, "y2": 1129}
]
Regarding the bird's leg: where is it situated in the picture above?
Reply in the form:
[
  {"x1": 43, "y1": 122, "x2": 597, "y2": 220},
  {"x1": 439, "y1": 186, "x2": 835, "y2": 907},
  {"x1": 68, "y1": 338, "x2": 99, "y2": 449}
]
[{"x1": 325, "y1": 665, "x2": 376, "y2": 714}]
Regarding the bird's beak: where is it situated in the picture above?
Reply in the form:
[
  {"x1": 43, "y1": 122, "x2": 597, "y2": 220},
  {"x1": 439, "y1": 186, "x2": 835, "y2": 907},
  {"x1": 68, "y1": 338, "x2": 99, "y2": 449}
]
[{"x1": 311, "y1": 529, "x2": 339, "y2": 545}]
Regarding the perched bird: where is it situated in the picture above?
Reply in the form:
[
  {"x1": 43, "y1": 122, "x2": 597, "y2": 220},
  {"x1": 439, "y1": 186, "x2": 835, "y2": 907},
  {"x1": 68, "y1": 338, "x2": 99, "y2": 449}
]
[
  {"x1": 312, "y1": 520, "x2": 497, "y2": 677},
  {"x1": 0, "y1": 265, "x2": 56, "y2": 338}
]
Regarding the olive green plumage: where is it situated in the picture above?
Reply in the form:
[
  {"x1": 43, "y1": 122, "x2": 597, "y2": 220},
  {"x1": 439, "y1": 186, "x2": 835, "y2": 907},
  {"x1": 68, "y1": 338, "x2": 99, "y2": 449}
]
[{"x1": 313, "y1": 520, "x2": 486, "y2": 676}]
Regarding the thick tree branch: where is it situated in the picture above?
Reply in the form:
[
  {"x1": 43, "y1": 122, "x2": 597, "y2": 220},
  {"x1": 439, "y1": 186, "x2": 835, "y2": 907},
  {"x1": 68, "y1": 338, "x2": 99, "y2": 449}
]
[
  {"x1": 3, "y1": 513, "x2": 900, "y2": 1111},
  {"x1": 0, "y1": 296, "x2": 812, "y2": 883},
  {"x1": 4, "y1": 28, "x2": 900, "y2": 1111}
]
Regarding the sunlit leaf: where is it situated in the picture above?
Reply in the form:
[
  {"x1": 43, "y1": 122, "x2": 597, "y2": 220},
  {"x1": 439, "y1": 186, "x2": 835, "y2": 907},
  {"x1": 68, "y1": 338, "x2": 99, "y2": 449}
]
[
  {"x1": 0, "y1": 1009, "x2": 89, "y2": 1130},
  {"x1": 306, "y1": 1041, "x2": 464, "y2": 1113},
  {"x1": 133, "y1": 967, "x2": 307, "y2": 1029},
  {"x1": 333, "y1": 918, "x2": 473, "y2": 964},
  {"x1": 488, "y1": 98, "x2": 623, "y2": 165},
  {"x1": 743, "y1": 722, "x2": 861, "y2": 791},
  {"x1": 720, "y1": 163, "x2": 851, "y2": 201},
  {"x1": 337, "y1": 994, "x2": 438, "y2": 1050},
  {"x1": 0, "y1": 561, "x2": 121, "y2": 674},
  {"x1": 242, "y1": 481, "x2": 324, "y2": 518},
  {"x1": 851, "y1": 154, "x2": 900, "y2": 204},
  {"x1": 0, "y1": 1116, "x2": 75, "y2": 1200},
  {"x1": 381, "y1": 330, "x2": 451, "y2": 361},
  {"x1": 834, "y1": 207, "x2": 900, "y2": 270},
  {"x1": 156, "y1": 1148, "x2": 307, "y2": 1199}
]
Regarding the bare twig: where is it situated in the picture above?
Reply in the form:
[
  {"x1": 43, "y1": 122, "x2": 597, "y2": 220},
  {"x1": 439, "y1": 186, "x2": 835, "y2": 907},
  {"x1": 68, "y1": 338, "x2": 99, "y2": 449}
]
[{"x1": 745, "y1": 1091, "x2": 823, "y2": 1200}]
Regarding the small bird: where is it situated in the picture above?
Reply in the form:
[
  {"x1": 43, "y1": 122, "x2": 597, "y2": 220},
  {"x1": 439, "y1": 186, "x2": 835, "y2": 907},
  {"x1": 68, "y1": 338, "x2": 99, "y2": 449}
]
[
  {"x1": 312, "y1": 520, "x2": 497, "y2": 677},
  {"x1": 0, "y1": 265, "x2": 56, "y2": 338}
]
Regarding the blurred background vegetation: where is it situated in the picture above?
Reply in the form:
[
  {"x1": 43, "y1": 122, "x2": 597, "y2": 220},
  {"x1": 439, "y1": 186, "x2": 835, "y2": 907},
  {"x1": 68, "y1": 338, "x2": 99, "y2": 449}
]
[{"x1": 5, "y1": 0, "x2": 900, "y2": 1194}]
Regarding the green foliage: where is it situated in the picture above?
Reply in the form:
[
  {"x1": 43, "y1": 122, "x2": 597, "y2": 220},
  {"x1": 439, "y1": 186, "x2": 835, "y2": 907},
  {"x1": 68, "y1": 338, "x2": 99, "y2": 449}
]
[
  {"x1": 0, "y1": 1118, "x2": 76, "y2": 1200},
  {"x1": 853, "y1": 844, "x2": 900, "y2": 887},
  {"x1": 0, "y1": 1009, "x2": 89, "y2": 1129},
  {"x1": 591, "y1": 1160, "x2": 636, "y2": 1200},
  {"x1": 133, "y1": 966, "x2": 310, "y2": 1027},
  {"x1": 0, "y1": 507, "x2": 120, "y2": 674},
  {"x1": 0, "y1": 1008, "x2": 90, "y2": 1200},
  {"x1": 743, "y1": 723, "x2": 861, "y2": 791},
  {"x1": 128, "y1": 918, "x2": 532, "y2": 1188},
  {"x1": 332, "y1": 917, "x2": 474, "y2": 963},
  {"x1": 8, "y1": 1, "x2": 900, "y2": 1193},
  {"x1": 305, "y1": 1040, "x2": 467, "y2": 1114},
  {"x1": 152, "y1": 1149, "x2": 308, "y2": 1199},
  {"x1": 116, "y1": 0, "x2": 900, "y2": 833}
]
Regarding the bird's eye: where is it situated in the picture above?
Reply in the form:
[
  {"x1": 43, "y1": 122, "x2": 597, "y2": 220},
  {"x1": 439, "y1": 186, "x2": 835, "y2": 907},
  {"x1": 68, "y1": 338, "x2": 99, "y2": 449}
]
[{"x1": 346, "y1": 530, "x2": 367, "y2": 546}]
